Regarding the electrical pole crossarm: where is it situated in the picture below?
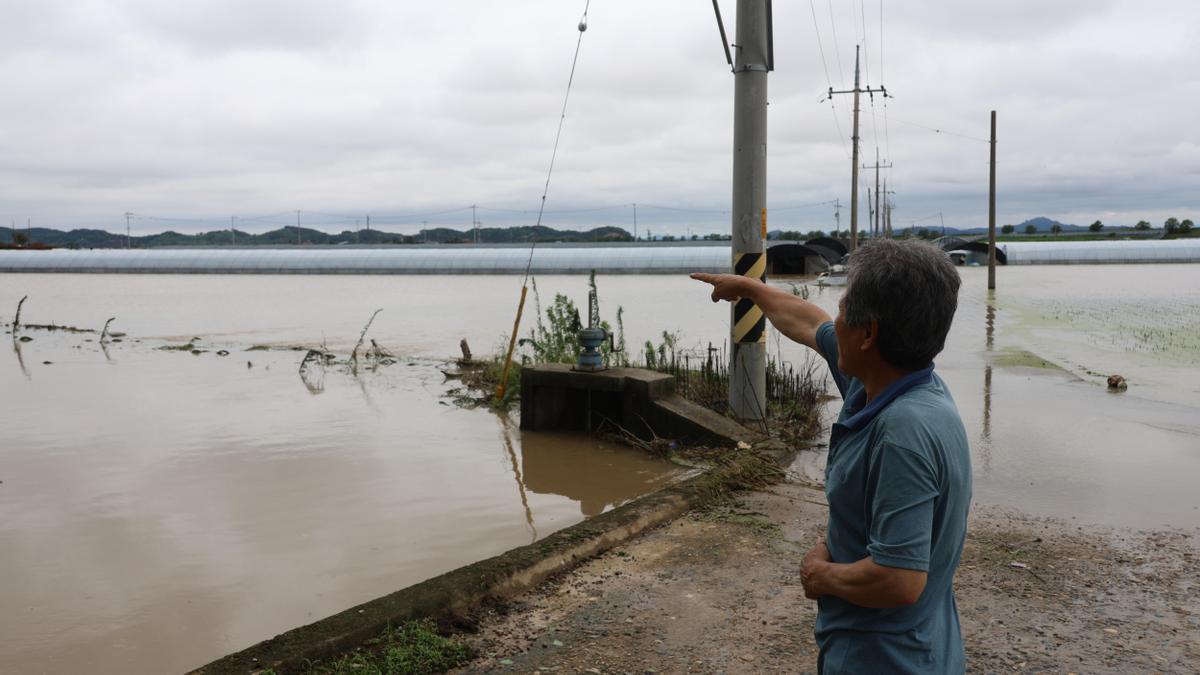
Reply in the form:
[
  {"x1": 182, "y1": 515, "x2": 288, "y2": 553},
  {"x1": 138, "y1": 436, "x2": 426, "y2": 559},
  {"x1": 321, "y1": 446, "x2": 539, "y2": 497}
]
[{"x1": 827, "y1": 85, "x2": 888, "y2": 96}]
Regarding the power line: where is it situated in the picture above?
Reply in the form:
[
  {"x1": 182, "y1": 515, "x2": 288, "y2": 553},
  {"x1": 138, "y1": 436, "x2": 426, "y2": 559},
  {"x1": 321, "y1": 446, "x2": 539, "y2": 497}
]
[
  {"x1": 479, "y1": 203, "x2": 628, "y2": 215},
  {"x1": 369, "y1": 206, "x2": 473, "y2": 220},
  {"x1": 772, "y1": 199, "x2": 840, "y2": 212},
  {"x1": 827, "y1": 0, "x2": 846, "y2": 87},
  {"x1": 237, "y1": 210, "x2": 296, "y2": 223},
  {"x1": 301, "y1": 209, "x2": 361, "y2": 221},
  {"x1": 809, "y1": 0, "x2": 848, "y2": 156},
  {"x1": 889, "y1": 117, "x2": 989, "y2": 143},
  {"x1": 638, "y1": 203, "x2": 730, "y2": 214},
  {"x1": 522, "y1": 0, "x2": 591, "y2": 284},
  {"x1": 879, "y1": 0, "x2": 891, "y2": 163},
  {"x1": 879, "y1": 0, "x2": 885, "y2": 86}
]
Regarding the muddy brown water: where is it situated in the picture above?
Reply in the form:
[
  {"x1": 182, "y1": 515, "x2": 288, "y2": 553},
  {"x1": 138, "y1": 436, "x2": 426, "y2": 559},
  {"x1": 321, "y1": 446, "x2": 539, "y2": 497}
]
[{"x1": 2, "y1": 265, "x2": 1199, "y2": 673}]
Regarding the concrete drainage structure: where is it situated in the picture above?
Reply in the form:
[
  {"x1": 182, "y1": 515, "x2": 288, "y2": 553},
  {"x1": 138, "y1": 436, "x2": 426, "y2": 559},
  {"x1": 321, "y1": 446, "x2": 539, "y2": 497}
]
[{"x1": 520, "y1": 364, "x2": 751, "y2": 445}]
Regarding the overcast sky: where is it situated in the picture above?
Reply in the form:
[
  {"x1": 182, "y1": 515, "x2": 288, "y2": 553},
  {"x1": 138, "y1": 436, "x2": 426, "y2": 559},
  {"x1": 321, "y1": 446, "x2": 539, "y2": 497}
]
[{"x1": 1, "y1": 0, "x2": 1197, "y2": 237}]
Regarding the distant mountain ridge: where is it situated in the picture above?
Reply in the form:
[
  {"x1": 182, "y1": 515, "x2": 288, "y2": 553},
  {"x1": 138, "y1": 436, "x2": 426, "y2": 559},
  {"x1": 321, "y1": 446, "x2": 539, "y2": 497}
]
[{"x1": 2, "y1": 225, "x2": 635, "y2": 248}]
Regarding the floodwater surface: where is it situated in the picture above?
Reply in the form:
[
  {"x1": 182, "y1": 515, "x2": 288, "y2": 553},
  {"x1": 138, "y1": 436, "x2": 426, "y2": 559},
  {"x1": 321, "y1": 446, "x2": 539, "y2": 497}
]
[
  {"x1": 0, "y1": 327, "x2": 682, "y2": 674},
  {"x1": 2, "y1": 264, "x2": 1199, "y2": 673}
]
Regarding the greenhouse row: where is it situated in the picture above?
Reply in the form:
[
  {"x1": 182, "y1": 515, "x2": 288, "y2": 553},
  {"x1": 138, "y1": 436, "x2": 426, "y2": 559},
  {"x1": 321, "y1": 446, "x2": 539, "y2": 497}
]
[
  {"x1": 0, "y1": 246, "x2": 730, "y2": 275},
  {"x1": 1, "y1": 240, "x2": 1198, "y2": 274}
]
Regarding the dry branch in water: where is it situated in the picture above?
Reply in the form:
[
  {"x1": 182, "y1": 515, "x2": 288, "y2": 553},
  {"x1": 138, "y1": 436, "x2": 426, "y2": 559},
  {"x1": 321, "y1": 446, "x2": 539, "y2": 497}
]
[
  {"x1": 14, "y1": 295, "x2": 27, "y2": 330},
  {"x1": 100, "y1": 317, "x2": 116, "y2": 344},
  {"x1": 298, "y1": 349, "x2": 328, "y2": 374},
  {"x1": 349, "y1": 308, "x2": 383, "y2": 374}
]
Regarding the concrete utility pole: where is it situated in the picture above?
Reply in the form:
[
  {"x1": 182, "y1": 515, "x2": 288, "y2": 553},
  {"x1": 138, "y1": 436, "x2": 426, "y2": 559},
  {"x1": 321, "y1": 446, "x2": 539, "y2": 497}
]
[
  {"x1": 124, "y1": 212, "x2": 131, "y2": 249},
  {"x1": 471, "y1": 204, "x2": 479, "y2": 244},
  {"x1": 988, "y1": 110, "x2": 997, "y2": 290},
  {"x1": 884, "y1": 183, "x2": 895, "y2": 237},
  {"x1": 866, "y1": 187, "x2": 873, "y2": 239},
  {"x1": 230, "y1": 216, "x2": 237, "y2": 246},
  {"x1": 883, "y1": 177, "x2": 892, "y2": 237},
  {"x1": 833, "y1": 198, "x2": 840, "y2": 236},
  {"x1": 864, "y1": 148, "x2": 892, "y2": 240},
  {"x1": 826, "y1": 45, "x2": 888, "y2": 251},
  {"x1": 295, "y1": 210, "x2": 301, "y2": 245},
  {"x1": 632, "y1": 202, "x2": 638, "y2": 241},
  {"x1": 728, "y1": 0, "x2": 772, "y2": 421}
]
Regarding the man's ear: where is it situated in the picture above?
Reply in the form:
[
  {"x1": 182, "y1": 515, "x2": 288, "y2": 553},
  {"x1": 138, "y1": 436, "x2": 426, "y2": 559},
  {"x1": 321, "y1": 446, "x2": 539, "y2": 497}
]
[{"x1": 860, "y1": 320, "x2": 879, "y2": 351}]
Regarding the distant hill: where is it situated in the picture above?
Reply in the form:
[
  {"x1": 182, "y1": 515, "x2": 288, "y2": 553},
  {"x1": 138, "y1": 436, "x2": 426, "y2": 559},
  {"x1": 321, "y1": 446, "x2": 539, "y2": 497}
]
[{"x1": 2, "y1": 224, "x2": 635, "y2": 248}]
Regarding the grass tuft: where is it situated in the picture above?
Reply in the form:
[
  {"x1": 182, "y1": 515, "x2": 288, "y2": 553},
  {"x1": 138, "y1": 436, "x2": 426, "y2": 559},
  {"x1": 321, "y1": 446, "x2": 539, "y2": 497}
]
[{"x1": 303, "y1": 619, "x2": 471, "y2": 675}]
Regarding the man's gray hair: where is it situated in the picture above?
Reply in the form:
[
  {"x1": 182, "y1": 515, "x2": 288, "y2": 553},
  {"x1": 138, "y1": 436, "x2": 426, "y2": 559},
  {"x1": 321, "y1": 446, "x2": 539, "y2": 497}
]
[{"x1": 843, "y1": 239, "x2": 961, "y2": 370}]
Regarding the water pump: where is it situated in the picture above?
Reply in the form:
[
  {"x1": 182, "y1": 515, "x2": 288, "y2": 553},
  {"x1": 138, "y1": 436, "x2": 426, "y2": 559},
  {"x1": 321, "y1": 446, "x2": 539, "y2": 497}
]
[{"x1": 574, "y1": 286, "x2": 613, "y2": 372}]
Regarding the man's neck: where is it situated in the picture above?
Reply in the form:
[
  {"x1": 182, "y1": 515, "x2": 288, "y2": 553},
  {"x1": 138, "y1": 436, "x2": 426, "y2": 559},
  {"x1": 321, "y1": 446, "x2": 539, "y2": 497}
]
[{"x1": 860, "y1": 361, "x2": 915, "y2": 405}]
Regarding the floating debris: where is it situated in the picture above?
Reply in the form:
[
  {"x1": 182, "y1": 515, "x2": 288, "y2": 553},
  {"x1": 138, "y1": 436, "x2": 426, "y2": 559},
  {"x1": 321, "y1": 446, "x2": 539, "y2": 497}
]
[{"x1": 157, "y1": 343, "x2": 196, "y2": 351}]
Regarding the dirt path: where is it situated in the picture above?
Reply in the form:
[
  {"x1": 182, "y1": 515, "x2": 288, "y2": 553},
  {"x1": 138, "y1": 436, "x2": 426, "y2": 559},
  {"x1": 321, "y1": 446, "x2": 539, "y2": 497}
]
[{"x1": 454, "y1": 477, "x2": 1199, "y2": 674}]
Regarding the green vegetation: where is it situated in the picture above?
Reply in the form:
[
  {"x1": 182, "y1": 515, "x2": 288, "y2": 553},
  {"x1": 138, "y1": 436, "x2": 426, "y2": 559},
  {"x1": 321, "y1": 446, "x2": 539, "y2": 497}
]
[
  {"x1": 991, "y1": 348, "x2": 1067, "y2": 372},
  {"x1": 1001, "y1": 224, "x2": 1015, "y2": 234},
  {"x1": 298, "y1": 619, "x2": 471, "y2": 675},
  {"x1": 1089, "y1": 220, "x2": 1104, "y2": 232},
  {"x1": 453, "y1": 273, "x2": 826, "y2": 445}
]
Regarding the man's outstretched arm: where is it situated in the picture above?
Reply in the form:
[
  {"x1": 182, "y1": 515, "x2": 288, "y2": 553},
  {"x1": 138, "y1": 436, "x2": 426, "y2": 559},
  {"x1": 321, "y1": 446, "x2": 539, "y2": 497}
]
[{"x1": 690, "y1": 273, "x2": 832, "y2": 352}]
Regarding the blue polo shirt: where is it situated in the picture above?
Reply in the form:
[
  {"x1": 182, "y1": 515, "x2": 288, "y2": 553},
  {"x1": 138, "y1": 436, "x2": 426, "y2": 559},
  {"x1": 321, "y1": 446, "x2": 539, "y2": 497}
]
[{"x1": 813, "y1": 321, "x2": 972, "y2": 674}]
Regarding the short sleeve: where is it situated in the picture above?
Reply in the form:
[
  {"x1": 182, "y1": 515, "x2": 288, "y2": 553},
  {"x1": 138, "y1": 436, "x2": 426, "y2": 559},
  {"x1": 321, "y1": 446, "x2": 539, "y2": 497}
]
[
  {"x1": 815, "y1": 321, "x2": 850, "y2": 398},
  {"x1": 865, "y1": 443, "x2": 939, "y2": 571}
]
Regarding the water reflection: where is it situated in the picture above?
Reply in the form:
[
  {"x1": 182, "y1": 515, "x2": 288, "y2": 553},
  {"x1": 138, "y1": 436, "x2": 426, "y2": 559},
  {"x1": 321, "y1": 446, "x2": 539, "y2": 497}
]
[
  {"x1": 11, "y1": 333, "x2": 30, "y2": 379},
  {"x1": 499, "y1": 417, "x2": 537, "y2": 543},
  {"x1": 518, "y1": 430, "x2": 682, "y2": 517},
  {"x1": 299, "y1": 358, "x2": 325, "y2": 394},
  {"x1": 980, "y1": 297, "x2": 995, "y2": 469}
]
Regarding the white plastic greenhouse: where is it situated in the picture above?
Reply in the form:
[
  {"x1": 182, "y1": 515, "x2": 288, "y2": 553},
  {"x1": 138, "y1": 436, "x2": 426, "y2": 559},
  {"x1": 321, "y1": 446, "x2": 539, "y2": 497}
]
[
  {"x1": 1001, "y1": 240, "x2": 1200, "y2": 265},
  {"x1": 0, "y1": 245, "x2": 731, "y2": 275}
]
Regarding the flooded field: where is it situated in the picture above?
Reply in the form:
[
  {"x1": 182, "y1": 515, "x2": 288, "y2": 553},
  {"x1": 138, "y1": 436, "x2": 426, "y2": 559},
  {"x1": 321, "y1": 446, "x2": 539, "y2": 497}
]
[
  {"x1": 2, "y1": 264, "x2": 1199, "y2": 673},
  {"x1": 0, "y1": 317, "x2": 683, "y2": 673}
]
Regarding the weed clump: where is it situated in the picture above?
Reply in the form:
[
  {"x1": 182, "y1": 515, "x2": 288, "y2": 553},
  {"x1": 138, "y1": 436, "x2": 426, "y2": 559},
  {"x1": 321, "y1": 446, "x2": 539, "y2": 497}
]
[{"x1": 301, "y1": 619, "x2": 471, "y2": 675}]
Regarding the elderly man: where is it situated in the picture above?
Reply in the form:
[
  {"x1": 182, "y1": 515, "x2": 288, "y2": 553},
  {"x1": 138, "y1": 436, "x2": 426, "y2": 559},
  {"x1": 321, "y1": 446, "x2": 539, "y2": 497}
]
[{"x1": 692, "y1": 239, "x2": 971, "y2": 674}]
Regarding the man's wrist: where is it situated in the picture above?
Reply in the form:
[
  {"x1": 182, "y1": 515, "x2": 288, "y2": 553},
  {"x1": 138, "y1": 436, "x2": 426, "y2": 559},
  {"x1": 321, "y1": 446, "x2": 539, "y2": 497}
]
[{"x1": 808, "y1": 559, "x2": 832, "y2": 597}]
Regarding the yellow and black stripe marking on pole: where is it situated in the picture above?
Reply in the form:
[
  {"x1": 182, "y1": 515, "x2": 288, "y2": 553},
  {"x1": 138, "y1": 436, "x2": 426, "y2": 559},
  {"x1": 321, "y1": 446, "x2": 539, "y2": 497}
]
[{"x1": 732, "y1": 251, "x2": 767, "y2": 343}]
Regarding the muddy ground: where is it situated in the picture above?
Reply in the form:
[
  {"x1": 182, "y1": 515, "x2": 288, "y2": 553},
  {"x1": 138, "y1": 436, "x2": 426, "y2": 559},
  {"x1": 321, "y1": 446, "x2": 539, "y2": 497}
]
[{"x1": 453, "y1": 475, "x2": 1199, "y2": 674}]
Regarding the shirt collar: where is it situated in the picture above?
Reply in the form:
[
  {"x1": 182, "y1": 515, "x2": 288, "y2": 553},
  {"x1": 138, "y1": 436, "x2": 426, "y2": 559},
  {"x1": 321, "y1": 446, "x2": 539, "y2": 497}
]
[{"x1": 839, "y1": 364, "x2": 935, "y2": 431}]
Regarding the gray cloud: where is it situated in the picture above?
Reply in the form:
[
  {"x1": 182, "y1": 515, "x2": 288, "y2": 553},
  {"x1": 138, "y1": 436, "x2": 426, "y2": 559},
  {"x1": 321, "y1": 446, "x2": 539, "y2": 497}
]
[{"x1": 0, "y1": 0, "x2": 1197, "y2": 236}]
